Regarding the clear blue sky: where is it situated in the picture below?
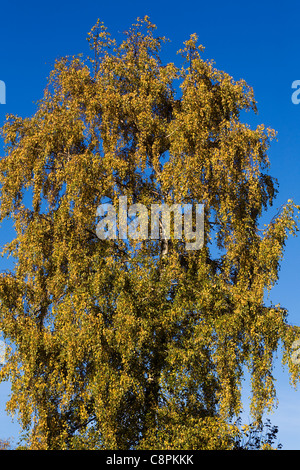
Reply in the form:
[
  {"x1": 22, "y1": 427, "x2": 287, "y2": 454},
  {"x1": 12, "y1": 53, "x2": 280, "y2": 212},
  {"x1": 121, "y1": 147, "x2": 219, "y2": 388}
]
[{"x1": 0, "y1": 0, "x2": 300, "y2": 449}]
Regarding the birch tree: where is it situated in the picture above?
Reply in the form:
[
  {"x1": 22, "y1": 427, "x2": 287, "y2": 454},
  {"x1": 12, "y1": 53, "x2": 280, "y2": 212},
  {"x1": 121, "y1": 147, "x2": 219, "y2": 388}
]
[{"x1": 0, "y1": 17, "x2": 299, "y2": 449}]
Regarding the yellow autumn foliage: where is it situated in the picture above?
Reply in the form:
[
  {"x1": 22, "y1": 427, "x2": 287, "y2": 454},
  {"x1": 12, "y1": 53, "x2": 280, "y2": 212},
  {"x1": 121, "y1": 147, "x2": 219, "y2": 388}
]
[{"x1": 0, "y1": 16, "x2": 299, "y2": 449}]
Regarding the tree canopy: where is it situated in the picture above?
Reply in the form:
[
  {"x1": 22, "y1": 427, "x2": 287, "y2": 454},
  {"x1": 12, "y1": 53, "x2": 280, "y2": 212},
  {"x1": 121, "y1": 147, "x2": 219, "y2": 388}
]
[{"x1": 0, "y1": 16, "x2": 299, "y2": 449}]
